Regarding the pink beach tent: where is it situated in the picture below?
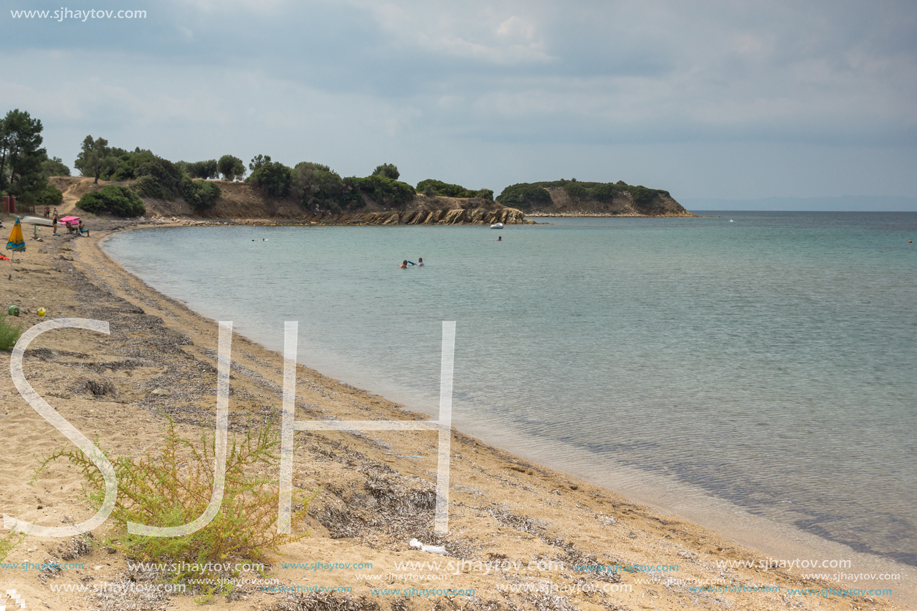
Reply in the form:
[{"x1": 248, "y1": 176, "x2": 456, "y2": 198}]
[{"x1": 58, "y1": 216, "x2": 80, "y2": 226}]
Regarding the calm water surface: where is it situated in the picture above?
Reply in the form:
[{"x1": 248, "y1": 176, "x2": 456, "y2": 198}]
[{"x1": 105, "y1": 212, "x2": 917, "y2": 566}]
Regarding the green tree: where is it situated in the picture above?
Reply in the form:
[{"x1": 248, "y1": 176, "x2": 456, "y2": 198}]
[
  {"x1": 34, "y1": 183, "x2": 63, "y2": 208},
  {"x1": 218, "y1": 155, "x2": 245, "y2": 181},
  {"x1": 291, "y1": 162, "x2": 344, "y2": 210},
  {"x1": 42, "y1": 155, "x2": 71, "y2": 178},
  {"x1": 249, "y1": 154, "x2": 271, "y2": 173},
  {"x1": 0, "y1": 109, "x2": 48, "y2": 200},
  {"x1": 184, "y1": 159, "x2": 219, "y2": 179},
  {"x1": 179, "y1": 176, "x2": 221, "y2": 210},
  {"x1": 372, "y1": 163, "x2": 400, "y2": 180},
  {"x1": 74, "y1": 135, "x2": 117, "y2": 183},
  {"x1": 250, "y1": 161, "x2": 292, "y2": 197},
  {"x1": 351, "y1": 175, "x2": 415, "y2": 207},
  {"x1": 416, "y1": 178, "x2": 476, "y2": 198},
  {"x1": 475, "y1": 188, "x2": 494, "y2": 201},
  {"x1": 496, "y1": 183, "x2": 553, "y2": 211}
]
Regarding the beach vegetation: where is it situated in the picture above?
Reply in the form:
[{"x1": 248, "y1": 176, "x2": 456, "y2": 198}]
[
  {"x1": 475, "y1": 188, "x2": 494, "y2": 201},
  {"x1": 371, "y1": 162, "x2": 400, "y2": 180},
  {"x1": 74, "y1": 135, "x2": 118, "y2": 184},
  {"x1": 179, "y1": 159, "x2": 219, "y2": 180},
  {"x1": 77, "y1": 184, "x2": 146, "y2": 217},
  {"x1": 250, "y1": 160, "x2": 293, "y2": 198},
  {"x1": 38, "y1": 417, "x2": 312, "y2": 601},
  {"x1": 562, "y1": 181, "x2": 589, "y2": 199},
  {"x1": 179, "y1": 177, "x2": 221, "y2": 211},
  {"x1": 589, "y1": 183, "x2": 616, "y2": 201},
  {"x1": 292, "y1": 162, "x2": 346, "y2": 211},
  {"x1": 131, "y1": 157, "x2": 185, "y2": 199},
  {"x1": 218, "y1": 155, "x2": 245, "y2": 181},
  {"x1": 496, "y1": 183, "x2": 553, "y2": 210},
  {"x1": 627, "y1": 184, "x2": 666, "y2": 208},
  {"x1": 101, "y1": 147, "x2": 154, "y2": 181},
  {"x1": 0, "y1": 311, "x2": 24, "y2": 352},
  {"x1": 416, "y1": 179, "x2": 476, "y2": 198},
  {"x1": 349, "y1": 174, "x2": 415, "y2": 208},
  {"x1": 42, "y1": 155, "x2": 71, "y2": 178},
  {"x1": 0, "y1": 528, "x2": 26, "y2": 563},
  {"x1": 33, "y1": 182, "x2": 63, "y2": 208}
]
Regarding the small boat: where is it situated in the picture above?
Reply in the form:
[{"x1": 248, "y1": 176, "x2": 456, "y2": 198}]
[
  {"x1": 491, "y1": 222, "x2": 504, "y2": 229},
  {"x1": 21, "y1": 216, "x2": 53, "y2": 226}
]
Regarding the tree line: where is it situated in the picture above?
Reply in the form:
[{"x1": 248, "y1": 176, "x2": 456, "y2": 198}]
[{"x1": 1, "y1": 108, "x2": 666, "y2": 219}]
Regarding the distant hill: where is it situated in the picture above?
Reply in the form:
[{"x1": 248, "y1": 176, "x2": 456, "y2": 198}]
[
  {"x1": 497, "y1": 179, "x2": 693, "y2": 217},
  {"x1": 682, "y1": 196, "x2": 917, "y2": 212}
]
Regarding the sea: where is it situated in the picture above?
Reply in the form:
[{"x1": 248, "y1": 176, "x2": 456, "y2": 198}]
[{"x1": 104, "y1": 212, "x2": 917, "y2": 578}]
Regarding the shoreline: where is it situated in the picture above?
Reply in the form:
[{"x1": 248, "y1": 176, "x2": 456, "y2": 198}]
[{"x1": 0, "y1": 217, "x2": 912, "y2": 610}]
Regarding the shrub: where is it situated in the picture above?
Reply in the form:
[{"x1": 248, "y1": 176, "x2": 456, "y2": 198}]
[
  {"x1": 292, "y1": 163, "x2": 345, "y2": 211},
  {"x1": 589, "y1": 183, "x2": 616, "y2": 201},
  {"x1": 248, "y1": 154, "x2": 271, "y2": 173},
  {"x1": 496, "y1": 183, "x2": 553, "y2": 210},
  {"x1": 250, "y1": 161, "x2": 292, "y2": 198},
  {"x1": 0, "y1": 312, "x2": 24, "y2": 352},
  {"x1": 42, "y1": 155, "x2": 71, "y2": 178},
  {"x1": 77, "y1": 185, "x2": 145, "y2": 217},
  {"x1": 415, "y1": 179, "x2": 475, "y2": 198},
  {"x1": 34, "y1": 182, "x2": 63, "y2": 208},
  {"x1": 475, "y1": 189, "x2": 494, "y2": 201},
  {"x1": 39, "y1": 418, "x2": 312, "y2": 599},
  {"x1": 103, "y1": 148, "x2": 157, "y2": 182},
  {"x1": 353, "y1": 175, "x2": 415, "y2": 207},
  {"x1": 183, "y1": 160, "x2": 219, "y2": 180},
  {"x1": 132, "y1": 157, "x2": 184, "y2": 199},
  {"x1": 179, "y1": 177, "x2": 221, "y2": 211},
  {"x1": 0, "y1": 527, "x2": 25, "y2": 562},
  {"x1": 627, "y1": 185, "x2": 661, "y2": 208},
  {"x1": 371, "y1": 163, "x2": 400, "y2": 180},
  {"x1": 562, "y1": 182, "x2": 589, "y2": 199},
  {"x1": 218, "y1": 155, "x2": 246, "y2": 181}
]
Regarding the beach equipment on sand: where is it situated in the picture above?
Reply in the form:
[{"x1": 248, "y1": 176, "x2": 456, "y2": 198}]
[
  {"x1": 6, "y1": 217, "x2": 25, "y2": 280},
  {"x1": 22, "y1": 216, "x2": 52, "y2": 227},
  {"x1": 37, "y1": 307, "x2": 46, "y2": 317},
  {"x1": 22, "y1": 215, "x2": 52, "y2": 240},
  {"x1": 409, "y1": 538, "x2": 447, "y2": 555},
  {"x1": 8, "y1": 305, "x2": 20, "y2": 316}
]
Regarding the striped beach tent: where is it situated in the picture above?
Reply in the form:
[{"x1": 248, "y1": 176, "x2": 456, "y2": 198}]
[{"x1": 6, "y1": 217, "x2": 25, "y2": 279}]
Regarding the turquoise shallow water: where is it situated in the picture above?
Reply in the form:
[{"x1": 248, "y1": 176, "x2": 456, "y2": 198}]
[{"x1": 105, "y1": 212, "x2": 917, "y2": 565}]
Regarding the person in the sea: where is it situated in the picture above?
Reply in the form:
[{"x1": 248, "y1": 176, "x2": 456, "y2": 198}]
[
  {"x1": 417, "y1": 257, "x2": 424, "y2": 266},
  {"x1": 78, "y1": 220, "x2": 89, "y2": 237},
  {"x1": 399, "y1": 260, "x2": 408, "y2": 269},
  {"x1": 497, "y1": 236, "x2": 502, "y2": 241}
]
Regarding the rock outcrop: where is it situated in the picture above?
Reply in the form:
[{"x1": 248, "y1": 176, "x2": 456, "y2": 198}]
[{"x1": 531, "y1": 187, "x2": 693, "y2": 217}]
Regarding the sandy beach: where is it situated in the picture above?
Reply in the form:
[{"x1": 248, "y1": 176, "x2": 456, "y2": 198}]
[{"x1": 0, "y1": 218, "x2": 911, "y2": 611}]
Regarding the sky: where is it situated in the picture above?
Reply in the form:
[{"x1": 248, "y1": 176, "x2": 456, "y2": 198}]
[{"x1": 1, "y1": 0, "x2": 916, "y2": 203}]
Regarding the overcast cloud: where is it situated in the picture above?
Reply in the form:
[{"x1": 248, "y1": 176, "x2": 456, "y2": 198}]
[{"x1": 2, "y1": 0, "x2": 916, "y2": 202}]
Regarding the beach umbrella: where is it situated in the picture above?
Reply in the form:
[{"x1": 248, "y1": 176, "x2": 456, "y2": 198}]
[{"x1": 6, "y1": 217, "x2": 25, "y2": 280}]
